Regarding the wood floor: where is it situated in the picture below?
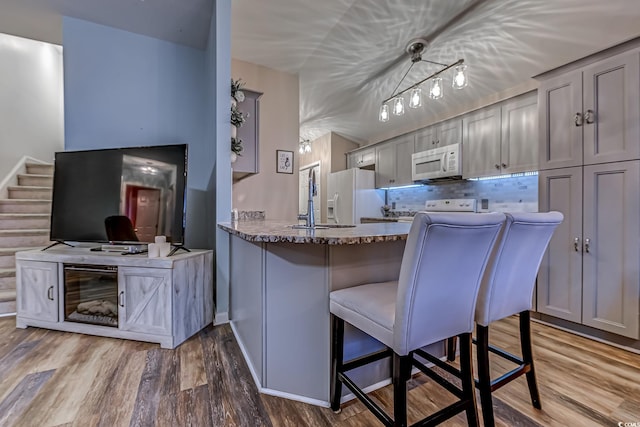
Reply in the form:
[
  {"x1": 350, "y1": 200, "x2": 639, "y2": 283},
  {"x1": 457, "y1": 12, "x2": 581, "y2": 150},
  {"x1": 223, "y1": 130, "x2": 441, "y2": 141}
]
[{"x1": 0, "y1": 315, "x2": 639, "y2": 426}]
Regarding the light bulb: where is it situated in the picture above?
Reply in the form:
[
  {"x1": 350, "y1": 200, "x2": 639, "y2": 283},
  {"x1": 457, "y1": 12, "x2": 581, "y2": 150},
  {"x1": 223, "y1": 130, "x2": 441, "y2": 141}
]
[
  {"x1": 452, "y1": 64, "x2": 468, "y2": 89},
  {"x1": 379, "y1": 104, "x2": 389, "y2": 122},
  {"x1": 299, "y1": 144, "x2": 305, "y2": 154},
  {"x1": 392, "y1": 97, "x2": 405, "y2": 116},
  {"x1": 409, "y1": 88, "x2": 422, "y2": 108},
  {"x1": 430, "y1": 77, "x2": 443, "y2": 100},
  {"x1": 304, "y1": 141, "x2": 311, "y2": 153}
]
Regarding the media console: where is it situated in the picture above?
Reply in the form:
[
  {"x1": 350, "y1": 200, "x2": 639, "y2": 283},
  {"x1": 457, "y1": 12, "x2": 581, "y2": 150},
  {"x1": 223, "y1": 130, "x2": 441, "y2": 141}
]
[{"x1": 15, "y1": 247, "x2": 213, "y2": 349}]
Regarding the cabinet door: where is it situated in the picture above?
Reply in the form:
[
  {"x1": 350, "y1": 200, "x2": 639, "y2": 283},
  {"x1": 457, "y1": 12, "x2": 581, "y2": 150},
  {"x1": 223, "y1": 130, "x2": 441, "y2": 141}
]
[
  {"x1": 436, "y1": 119, "x2": 463, "y2": 147},
  {"x1": 415, "y1": 126, "x2": 437, "y2": 153},
  {"x1": 375, "y1": 143, "x2": 396, "y2": 188},
  {"x1": 234, "y1": 90, "x2": 263, "y2": 174},
  {"x1": 538, "y1": 71, "x2": 583, "y2": 170},
  {"x1": 359, "y1": 148, "x2": 376, "y2": 167},
  {"x1": 583, "y1": 52, "x2": 640, "y2": 165},
  {"x1": 537, "y1": 167, "x2": 583, "y2": 323},
  {"x1": 462, "y1": 106, "x2": 501, "y2": 178},
  {"x1": 394, "y1": 135, "x2": 416, "y2": 186},
  {"x1": 16, "y1": 260, "x2": 58, "y2": 322},
  {"x1": 118, "y1": 267, "x2": 172, "y2": 336},
  {"x1": 501, "y1": 94, "x2": 538, "y2": 173},
  {"x1": 582, "y1": 161, "x2": 640, "y2": 338}
]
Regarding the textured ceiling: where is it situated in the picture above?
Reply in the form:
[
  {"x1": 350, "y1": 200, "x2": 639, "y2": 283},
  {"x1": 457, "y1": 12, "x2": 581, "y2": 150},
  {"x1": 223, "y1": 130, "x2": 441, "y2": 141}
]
[{"x1": 1, "y1": 0, "x2": 638, "y2": 145}]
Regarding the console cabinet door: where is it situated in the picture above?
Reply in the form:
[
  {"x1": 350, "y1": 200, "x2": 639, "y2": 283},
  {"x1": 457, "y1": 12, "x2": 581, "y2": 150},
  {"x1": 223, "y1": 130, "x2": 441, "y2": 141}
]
[
  {"x1": 118, "y1": 267, "x2": 172, "y2": 336},
  {"x1": 16, "y1": 260, "x2": 59, "y2": 322},
  {"x1": 582, "y1": 161, "x2": 640, "y2": 338}
]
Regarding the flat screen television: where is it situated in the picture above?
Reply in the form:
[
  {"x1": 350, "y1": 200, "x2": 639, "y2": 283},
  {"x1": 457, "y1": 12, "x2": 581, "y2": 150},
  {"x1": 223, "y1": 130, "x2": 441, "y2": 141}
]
[{"x1": 50, "y1": 144, "x2": 188, "y2": 245}]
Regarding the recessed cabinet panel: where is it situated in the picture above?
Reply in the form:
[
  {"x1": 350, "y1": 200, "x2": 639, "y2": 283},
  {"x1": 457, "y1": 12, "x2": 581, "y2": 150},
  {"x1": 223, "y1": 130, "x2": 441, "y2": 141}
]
[
  {"x1": 395, "y1": 136, "x2": 415, "y2": 185},
  {"x1": 437, "y1": 119, "x2": 463, "y2": 147},
  {"x1": 582, "y1": 161, "x2": 640, "y2": 338},
  {"x1": 501, "y1": 95, "x2": 538, "y2": 173},
  {"x1": 537, "y1": 168, "x2": 583, "y2": 323},
  {"x1": 375, "y1": 144, "x2": 396, "y2": 188},
  {"x1": 415, "y1": 126, "x2": 437, "y2": 153},
  {"x1": 583, "y1": 52, "x2": 640, "y2": 165},
  {"x1": 463, "y1": 107, "x2": 501, "y2": 178},
  {"x1": 538, "y1": 72, "x2": 583, "y2": 170}
]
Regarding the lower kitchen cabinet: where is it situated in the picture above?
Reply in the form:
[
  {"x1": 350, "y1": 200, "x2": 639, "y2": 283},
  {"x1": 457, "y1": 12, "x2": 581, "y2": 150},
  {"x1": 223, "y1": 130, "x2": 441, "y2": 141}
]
[{"x1": 538, "y1": 161, "x2": 640, "y2": 339}]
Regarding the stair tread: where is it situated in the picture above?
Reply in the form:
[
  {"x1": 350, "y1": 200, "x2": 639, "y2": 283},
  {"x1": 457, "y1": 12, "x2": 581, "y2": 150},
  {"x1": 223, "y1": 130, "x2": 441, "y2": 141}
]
[
  {"x1": 0, "y1": 247, "x2": 42, "y2": 255},
  {"x1": 0, "y1": 229, "x2": 49, "y2": 235},
  {"x1": 0, "y1": 290, "x2": 16, "y2": 302},
  {"x1": 8, "y1": 186, "x2": 53, "y2": 190},
  {"x1": 0, "y1": 199, "x2": 51, "y2": 203},
  {"x1": 0, "y1": 268, "x2": 15, "y2": 277},
  {"x1": 0, "y1": 213, "x2": 49, "y2": 218},
  {"x1": 17, "y1": 173, "x2": 54, "y2": 178}
]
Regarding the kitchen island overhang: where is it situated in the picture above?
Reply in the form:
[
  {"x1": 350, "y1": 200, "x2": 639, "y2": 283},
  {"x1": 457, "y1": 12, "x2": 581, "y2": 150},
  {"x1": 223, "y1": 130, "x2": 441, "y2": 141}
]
[{"x1": 218, "y1": 220, "x2": 445, "y2": 407}]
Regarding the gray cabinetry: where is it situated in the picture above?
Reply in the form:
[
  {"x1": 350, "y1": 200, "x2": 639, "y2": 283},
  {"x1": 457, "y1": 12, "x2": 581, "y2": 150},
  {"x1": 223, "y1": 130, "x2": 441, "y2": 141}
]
[
  {"x1": 16, "y1": 260, "x2": 59, "y2": 322},
  {"x1": 375, "y1": 134, "x2": 415, "y2": 188},
  {"x1": 501, "y1": 94, "x2": 538, "y2": 174},
  {"x1": 463, "y1": 106, "x2": 502, "y2": 178},
  {"x1": 415, "y1": 119, "x2": 462, "y2": 152},
  {"x1": 538, "y1": 51, "x2": 640, "y2": 170},
  {"x1": 348, "y1": 147, "x2": 376, "y2": 169},
  {"x1": 233, "y1": 89, "x2": 262, "y2": 175},
  {"x1": 538, "y1": 161, "x2": 640, "y2": 339}
]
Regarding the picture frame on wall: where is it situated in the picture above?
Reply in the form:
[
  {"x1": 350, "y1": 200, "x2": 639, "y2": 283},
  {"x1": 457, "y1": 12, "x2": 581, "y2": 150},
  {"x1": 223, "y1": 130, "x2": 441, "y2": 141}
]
[{"x1": 276, "y1": 150, "x2": 294, "y2": 174}]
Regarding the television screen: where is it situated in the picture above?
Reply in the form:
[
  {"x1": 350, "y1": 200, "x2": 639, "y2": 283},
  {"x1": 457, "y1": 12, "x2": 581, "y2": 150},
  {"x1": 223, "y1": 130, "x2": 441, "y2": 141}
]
[{"x1": 50, "y1": 144, "x2": 187, "y2": 244}]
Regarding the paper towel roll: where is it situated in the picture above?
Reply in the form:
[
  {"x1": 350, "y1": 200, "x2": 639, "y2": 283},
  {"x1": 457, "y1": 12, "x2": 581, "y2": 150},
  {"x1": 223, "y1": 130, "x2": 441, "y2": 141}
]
[
  {"x1": 155, "y1": 235, "x2": 166, "y2": 244},
  {"x1": 148, "y1": 243, "x2": 159, "y2": 258},
  {"x1": 159, "y1": 242, "x2": 171, "y2": 257}
]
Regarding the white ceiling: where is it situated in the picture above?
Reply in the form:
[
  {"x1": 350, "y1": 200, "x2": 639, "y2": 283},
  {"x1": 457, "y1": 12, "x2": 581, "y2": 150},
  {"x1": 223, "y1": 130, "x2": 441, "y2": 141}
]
[{"x1": 1, "y1": 0, "x2": 638, "y2": 145}]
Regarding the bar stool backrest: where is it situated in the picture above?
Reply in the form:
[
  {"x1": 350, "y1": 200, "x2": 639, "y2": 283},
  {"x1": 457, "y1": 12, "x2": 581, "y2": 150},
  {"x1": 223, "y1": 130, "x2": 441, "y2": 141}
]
[
  {"x1": 475, "y1": 211, "x2": 564, "y2": 327},
  {"x1": 393, "y1": 212, "x2": 505, "y2": 355}
]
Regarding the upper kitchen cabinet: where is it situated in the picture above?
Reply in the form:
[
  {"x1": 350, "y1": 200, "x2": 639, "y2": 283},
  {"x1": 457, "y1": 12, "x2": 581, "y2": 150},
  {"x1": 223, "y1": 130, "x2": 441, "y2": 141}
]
[
  {"x1": 233, "y1": 89, "x2": 263, "y2": 176},
  {"x1": 500, "y1": 93, "x2": 538, "y2": 174},
  {"x1": 463, "y1": 93, "x2": 538, "y2": 179},
  {"x1": 538, "y1": 50, "x2": 640, "y2": 170},
  {"x1": 414, "y1": 119, "x2": 462, "y2": 152},
  {"x1": 375, "y1": 133, "x2": 415, "y2": 188},
  {"x1": 462, "y1": 106, "x2": 502, "y2": 178},
  {"x1": 347, "y1": 146, "x2": 376, "y2": 169}
]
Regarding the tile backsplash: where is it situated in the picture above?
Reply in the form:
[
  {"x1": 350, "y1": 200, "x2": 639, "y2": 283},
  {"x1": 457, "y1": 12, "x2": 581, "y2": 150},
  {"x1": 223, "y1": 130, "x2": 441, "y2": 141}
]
[{"x1": 387, "y1": 174, "x2": 538, "y2": 213}]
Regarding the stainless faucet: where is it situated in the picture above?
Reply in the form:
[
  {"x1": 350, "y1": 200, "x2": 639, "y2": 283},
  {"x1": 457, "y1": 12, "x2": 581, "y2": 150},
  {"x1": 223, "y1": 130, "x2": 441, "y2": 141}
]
[{"x1": 297, "y1": 168, "x2": 316, "y2": 228}]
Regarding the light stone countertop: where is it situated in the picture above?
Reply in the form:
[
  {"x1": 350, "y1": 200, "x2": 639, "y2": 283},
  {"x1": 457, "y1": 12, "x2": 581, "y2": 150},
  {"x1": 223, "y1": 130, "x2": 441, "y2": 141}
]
[{"x1": 217, "y1": 220, "x2": 411, "y2": 245}]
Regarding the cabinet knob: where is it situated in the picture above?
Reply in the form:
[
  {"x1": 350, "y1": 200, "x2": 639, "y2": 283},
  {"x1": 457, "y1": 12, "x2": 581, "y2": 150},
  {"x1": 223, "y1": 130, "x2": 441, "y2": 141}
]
[
  {"x1": 574, "y1": 112, "x2": 583, "y2": 127},
  {"x1": 585, "y1": 109, "x2": 595, "y2": 124},
  {"x1": 501, "y1": 163, "x2": 507, "y2": 168},
  {"x1": 494, "y1": 164, "x2": 500, "y2": 170},
  {"x1": 584, "y1": 238, "x2": 591, "y2": 253},
  {"x1": 574, "y1": 237, "x2": 580, "y2": 252}
]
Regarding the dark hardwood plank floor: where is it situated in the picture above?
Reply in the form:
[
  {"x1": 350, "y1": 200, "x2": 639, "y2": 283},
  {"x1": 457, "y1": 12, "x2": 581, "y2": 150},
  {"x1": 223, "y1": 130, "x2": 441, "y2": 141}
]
[{"x1": 0, "y1": 315, "x2": 639, "y2": 426}]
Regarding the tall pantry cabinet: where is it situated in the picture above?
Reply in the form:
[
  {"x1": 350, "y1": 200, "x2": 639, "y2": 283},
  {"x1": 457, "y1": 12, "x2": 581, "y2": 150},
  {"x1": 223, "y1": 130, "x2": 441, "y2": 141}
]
[{"x1": 537, "y1": 43, "x2": 640, "y2": 339}]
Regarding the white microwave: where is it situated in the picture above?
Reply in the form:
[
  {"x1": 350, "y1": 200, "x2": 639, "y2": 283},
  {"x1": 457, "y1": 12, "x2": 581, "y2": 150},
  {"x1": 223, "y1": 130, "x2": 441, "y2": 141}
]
[{"x1": 411, "y1": 142, "x2": 462, "y2": 181}]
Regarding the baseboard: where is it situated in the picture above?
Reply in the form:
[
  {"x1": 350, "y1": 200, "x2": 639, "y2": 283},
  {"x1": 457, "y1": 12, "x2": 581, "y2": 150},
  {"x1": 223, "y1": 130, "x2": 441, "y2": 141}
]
[
  {"x1": 0, "y1": 301, "x2": 16, "y2": 317},
  {"x1": 260, "y1": 387, "x2": 330, "y2": 408},
  {"x1": 214, "y1": 311, "x2": 229, "y2": 325}
]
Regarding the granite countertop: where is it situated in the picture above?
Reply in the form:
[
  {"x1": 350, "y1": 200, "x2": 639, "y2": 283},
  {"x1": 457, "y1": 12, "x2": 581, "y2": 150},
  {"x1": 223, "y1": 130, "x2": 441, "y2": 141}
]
[{"x1": 217, "y1": 220, "x2": 411, "y2": 245}]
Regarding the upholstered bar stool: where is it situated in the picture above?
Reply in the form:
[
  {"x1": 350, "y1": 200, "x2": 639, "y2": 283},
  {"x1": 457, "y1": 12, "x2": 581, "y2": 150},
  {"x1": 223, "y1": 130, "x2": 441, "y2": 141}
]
[
  {"x1": 329, "y1": 212, "x2": 505, "y2": 427},
  {"x1": 473, "y1": 211, "x2": 563, "y2": 427}
]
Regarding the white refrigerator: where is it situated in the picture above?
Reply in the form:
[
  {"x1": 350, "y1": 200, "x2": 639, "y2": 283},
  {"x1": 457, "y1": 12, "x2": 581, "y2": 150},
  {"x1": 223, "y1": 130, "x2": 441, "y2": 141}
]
[{"x1": 327, "y1": 168, "x2": 384, "y2": 224}]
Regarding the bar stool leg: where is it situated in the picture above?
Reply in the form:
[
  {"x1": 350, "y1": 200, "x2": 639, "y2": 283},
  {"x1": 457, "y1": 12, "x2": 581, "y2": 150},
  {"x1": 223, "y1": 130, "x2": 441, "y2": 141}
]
[
  {"x1": 330, "y1": 315, "x2": 344, "y2": 412},
  {"x1": 446, "y1": 336, "x2": 457, "y2": 361},
  {"x1": 519, "y1": 311, "x2": 541, "y2": 409},
  {"x1": 392, "y1": 353, "x2": 410, "y2": 427},
  {"x1": 476, "y1": 325, "x2": 494, "y2": 427},
  {"x1": 459, "y1": 333, "x2": 480, "y2": 427}
]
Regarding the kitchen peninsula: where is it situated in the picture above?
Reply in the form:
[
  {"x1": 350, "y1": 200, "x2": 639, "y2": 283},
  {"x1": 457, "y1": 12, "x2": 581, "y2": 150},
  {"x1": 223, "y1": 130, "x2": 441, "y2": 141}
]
[{"x1": 218, "y1": 220, "x2": 437, "y2": 406}]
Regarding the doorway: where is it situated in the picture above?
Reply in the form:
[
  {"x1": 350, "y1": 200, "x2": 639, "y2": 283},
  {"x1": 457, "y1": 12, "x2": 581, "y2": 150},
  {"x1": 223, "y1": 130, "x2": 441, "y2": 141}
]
[{"x1": 124, "y1": 185, "x2": 161, "y2": 242}]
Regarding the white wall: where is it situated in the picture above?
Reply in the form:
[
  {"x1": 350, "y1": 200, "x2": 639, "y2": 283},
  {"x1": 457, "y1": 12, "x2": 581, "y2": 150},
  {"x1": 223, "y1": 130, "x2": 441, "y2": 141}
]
[{"x1": 0, "y1": 33, "x2": 63, "y2": 177}]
